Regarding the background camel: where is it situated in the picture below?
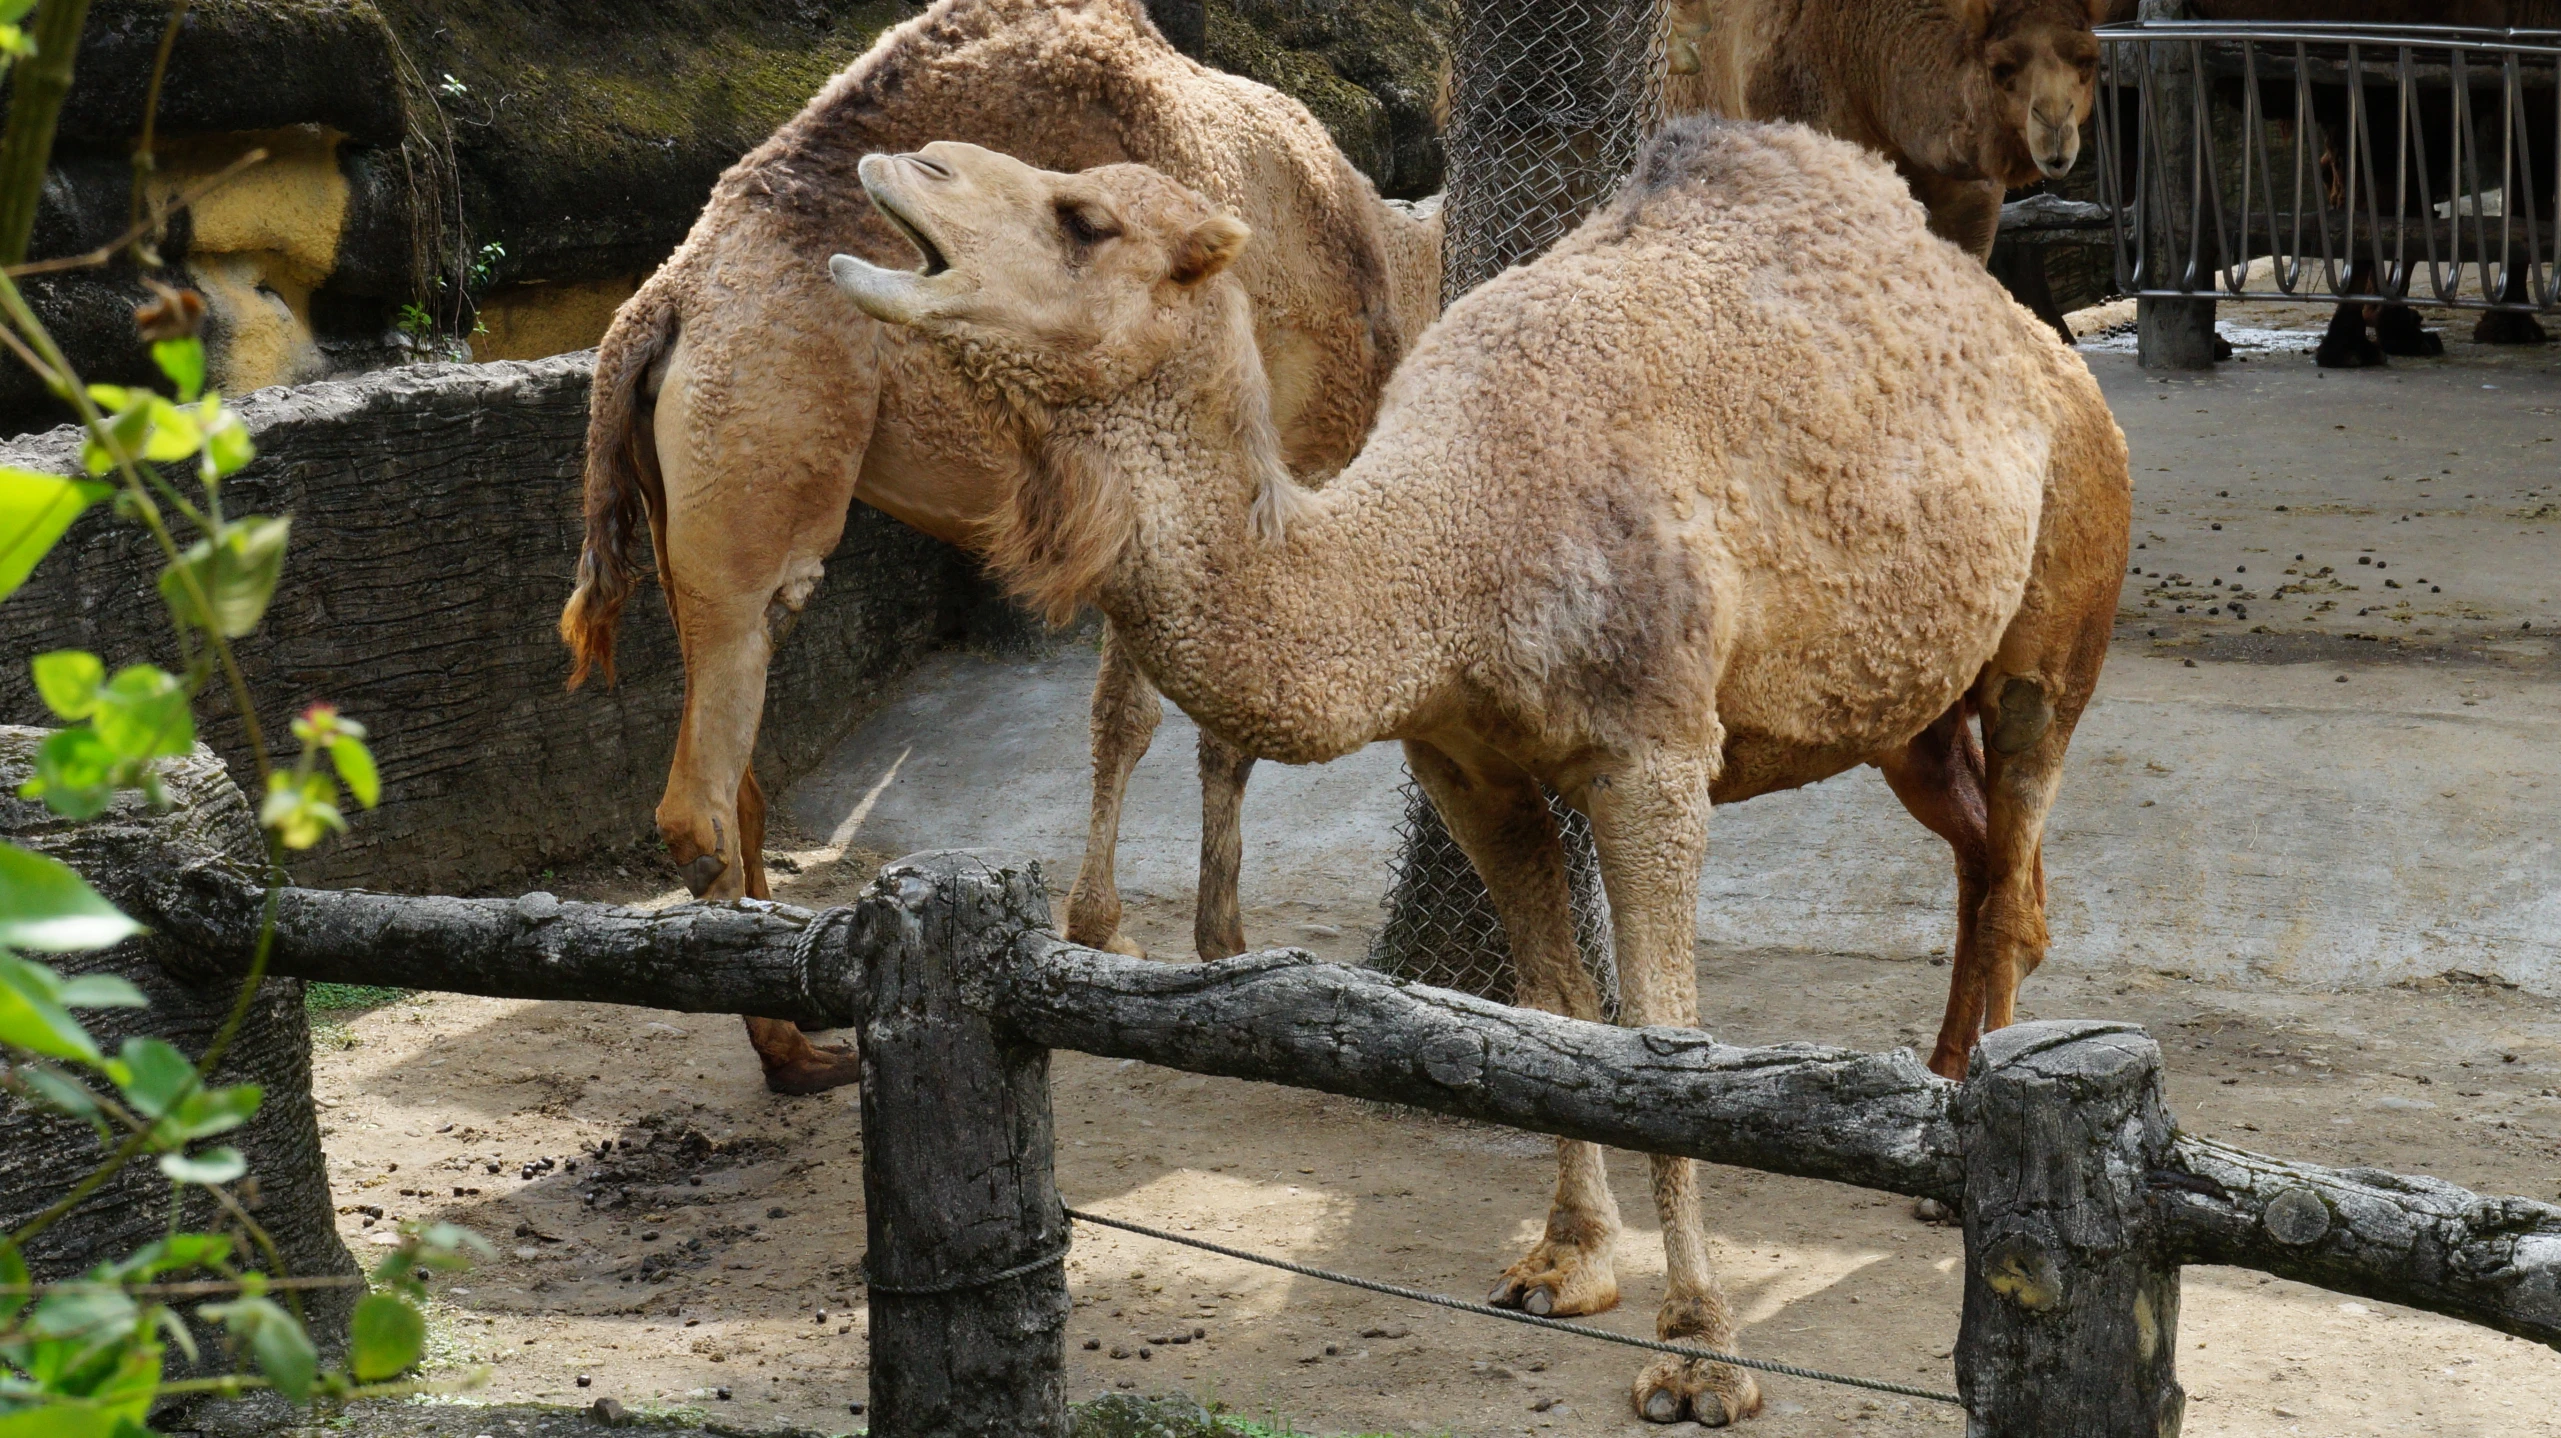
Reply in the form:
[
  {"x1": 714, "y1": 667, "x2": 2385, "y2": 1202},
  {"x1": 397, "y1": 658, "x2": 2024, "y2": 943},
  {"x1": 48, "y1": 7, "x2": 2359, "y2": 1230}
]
[
  {"x1": 826, "y1": 116, "x2": 2129, "y2": 1423},
  {"x1": 1669, "y1": 0, "x2": 2106, "y2": 258},
  {"x1": 555, "y1": 0, "x2": 1440, "y2": 1091}
]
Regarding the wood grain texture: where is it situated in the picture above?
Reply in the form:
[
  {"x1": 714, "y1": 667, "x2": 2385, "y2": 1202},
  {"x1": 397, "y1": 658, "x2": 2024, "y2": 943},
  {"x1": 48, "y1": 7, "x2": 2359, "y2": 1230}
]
[
  {"x1": 855, "y1": 852, "x2": 1069, "y2": 1438},
  {"x1": 2158, "y1": 1132, "x2": 2561, "y2": 1350},
  {"x1": 1956, "y1": 1021, "x2": 2185, "y2": 1437},
  {"x1": 996, "y1": 931, "x2": 1969, "y2": 1205},
  {"x1": 0, "y1": 353, "x2": 983, "y2": 893}
]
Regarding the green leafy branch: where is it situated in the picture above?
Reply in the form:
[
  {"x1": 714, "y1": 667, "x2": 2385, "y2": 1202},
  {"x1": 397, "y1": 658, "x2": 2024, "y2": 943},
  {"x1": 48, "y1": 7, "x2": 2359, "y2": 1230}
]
[{"x1": 0, "y1": 1, "x2": 478, "y2": 1429}]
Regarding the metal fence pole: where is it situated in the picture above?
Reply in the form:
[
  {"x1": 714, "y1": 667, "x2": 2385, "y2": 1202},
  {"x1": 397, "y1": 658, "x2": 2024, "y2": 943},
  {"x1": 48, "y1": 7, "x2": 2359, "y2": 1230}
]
[
  {"x1": 2135, "y1": 0, "x2": 2221, "y2": 367},
  {"x1": 1364, "y1": 0, "x2": 1666, "y2": 1009}
]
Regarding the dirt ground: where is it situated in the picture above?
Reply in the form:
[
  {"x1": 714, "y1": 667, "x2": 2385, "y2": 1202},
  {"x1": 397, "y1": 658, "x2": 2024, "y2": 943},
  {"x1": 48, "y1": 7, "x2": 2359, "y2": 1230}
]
[{"x1": 304, "y1": 801, "x2": 2561, "y2": 1438}]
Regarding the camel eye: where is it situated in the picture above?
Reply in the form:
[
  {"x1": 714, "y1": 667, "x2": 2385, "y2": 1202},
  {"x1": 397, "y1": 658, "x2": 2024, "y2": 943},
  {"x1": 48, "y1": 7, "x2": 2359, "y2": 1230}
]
[
  {"x1": 1992, "y1": 61, "x2": 2021, "y2": 85},
  {"x1": 1056, "y1": 202, "x2": 1120, "y2": 250}
]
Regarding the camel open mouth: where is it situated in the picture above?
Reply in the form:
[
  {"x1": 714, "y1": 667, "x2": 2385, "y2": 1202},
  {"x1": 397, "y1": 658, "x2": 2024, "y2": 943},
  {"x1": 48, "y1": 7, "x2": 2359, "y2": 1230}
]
[{"x1": 865, "y1": 186, "x2": 951, "y2": 277}]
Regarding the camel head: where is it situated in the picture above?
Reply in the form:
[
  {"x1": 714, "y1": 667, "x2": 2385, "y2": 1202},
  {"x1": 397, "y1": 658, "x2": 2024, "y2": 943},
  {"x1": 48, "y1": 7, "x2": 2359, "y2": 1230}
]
[
  {"x1": 1962, "y1": 0, "x2": 2104, "y2": 183},
  {"x1": 828, "y1": 141, "x2": 1251, "y2": 410},
  {"x1": 832, "y1": 143, "x2": 1299, "y2": 624}
]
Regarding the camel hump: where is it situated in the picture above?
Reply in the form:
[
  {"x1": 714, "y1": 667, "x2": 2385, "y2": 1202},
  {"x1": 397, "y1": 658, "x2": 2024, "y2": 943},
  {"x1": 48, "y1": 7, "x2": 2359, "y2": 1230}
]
[{"x1": 1610, "y1": 115, "x2": 1921, "y2": 238}]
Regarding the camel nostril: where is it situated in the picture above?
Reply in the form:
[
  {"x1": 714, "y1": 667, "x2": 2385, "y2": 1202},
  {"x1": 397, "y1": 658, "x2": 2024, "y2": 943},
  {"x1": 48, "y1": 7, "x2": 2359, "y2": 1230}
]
[
  {"x1": 904, "y1": 153, "x2": 953, "y2": 180},
  {"x1": 679, "y1": 852, "x2": 727, "y2": 897}
]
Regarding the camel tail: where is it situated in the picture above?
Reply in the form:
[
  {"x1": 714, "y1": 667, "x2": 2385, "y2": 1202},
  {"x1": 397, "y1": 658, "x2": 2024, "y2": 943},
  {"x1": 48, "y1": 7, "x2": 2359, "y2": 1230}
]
[{"x1": 560, "y1": 290, "x2": 677, "y2": 691}]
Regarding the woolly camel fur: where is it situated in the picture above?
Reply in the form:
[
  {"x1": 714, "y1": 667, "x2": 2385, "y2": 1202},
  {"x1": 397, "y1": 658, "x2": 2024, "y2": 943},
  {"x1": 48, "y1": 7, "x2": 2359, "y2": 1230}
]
[
  {"x1": 1667, "y1": 0, "x2": 2105, "y2": 259},
  {"x1": 826, "y1": 118, "x2": 2130, "y2": 1423},
  {"x1": 554, "y1": 0, "x2": 1441, "y2": 1091}
]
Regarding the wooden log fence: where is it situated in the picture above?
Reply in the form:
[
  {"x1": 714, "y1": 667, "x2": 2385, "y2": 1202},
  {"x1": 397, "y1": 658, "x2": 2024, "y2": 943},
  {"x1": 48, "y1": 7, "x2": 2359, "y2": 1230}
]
[{"x1": 107, "y1": 825, "x2": 2561, "y2": 1436}]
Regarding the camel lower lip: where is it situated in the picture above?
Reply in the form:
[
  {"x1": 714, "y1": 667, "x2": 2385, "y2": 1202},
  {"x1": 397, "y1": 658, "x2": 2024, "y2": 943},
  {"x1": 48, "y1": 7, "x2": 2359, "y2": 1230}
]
[{"x1": 867, "y1": 188, "x2": 951, "y2": 276}]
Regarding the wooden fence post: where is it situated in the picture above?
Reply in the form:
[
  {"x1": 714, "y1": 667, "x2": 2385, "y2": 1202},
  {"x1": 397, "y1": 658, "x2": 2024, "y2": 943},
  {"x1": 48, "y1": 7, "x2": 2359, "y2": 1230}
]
[
  {"x1": 853, "y1": 852, "x2": 1069, "y2": 1438},
  {"x1": 1957, "y1": 1020, "x2": 2184, "y2": 1437}
]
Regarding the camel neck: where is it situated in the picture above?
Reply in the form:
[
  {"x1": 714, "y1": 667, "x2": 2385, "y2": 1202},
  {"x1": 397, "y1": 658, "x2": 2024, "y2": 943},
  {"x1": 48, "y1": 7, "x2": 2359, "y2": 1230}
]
[{"x1": 1072, "y1": 311, "x2": 1443, "y2": 765}]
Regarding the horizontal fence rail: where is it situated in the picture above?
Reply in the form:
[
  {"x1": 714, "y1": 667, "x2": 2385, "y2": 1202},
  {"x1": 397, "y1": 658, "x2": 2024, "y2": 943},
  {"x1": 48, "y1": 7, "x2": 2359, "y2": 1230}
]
[
  {"x1": 142, "y1": 847, "x2": 2561, "y2": 1355},
  {"x1": 81, "y1": 771, "x2": 2552, "y2": 1436},
  {"x1": 2097, "y1": 20, "x2": 2561, "y2": 312}
]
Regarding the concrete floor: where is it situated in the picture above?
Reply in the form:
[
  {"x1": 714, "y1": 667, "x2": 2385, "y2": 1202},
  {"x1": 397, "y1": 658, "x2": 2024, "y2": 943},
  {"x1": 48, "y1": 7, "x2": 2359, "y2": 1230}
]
[{"x1": 784, "y1": 328, "x2": 2561, "y2": 998}]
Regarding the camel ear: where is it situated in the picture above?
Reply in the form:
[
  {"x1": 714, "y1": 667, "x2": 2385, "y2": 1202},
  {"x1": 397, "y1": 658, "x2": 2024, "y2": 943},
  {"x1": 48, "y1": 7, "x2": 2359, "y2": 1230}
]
[
  {"x1": 1169, "y1": 211, "x2": 1250, "y2": 287},
  {"x1": 1947, "y1": 0, "x2": 1991, "y2": 42}
]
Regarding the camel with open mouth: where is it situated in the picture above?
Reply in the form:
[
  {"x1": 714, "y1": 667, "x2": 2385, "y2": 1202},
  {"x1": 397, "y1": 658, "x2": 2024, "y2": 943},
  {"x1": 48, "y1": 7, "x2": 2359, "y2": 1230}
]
[
  {"x1": 555, "y1": 0, "x2": 1441, "y2": 1092},
  {"x1": 825, "y1": 117, "x2": 2129, "y2": 1422}
]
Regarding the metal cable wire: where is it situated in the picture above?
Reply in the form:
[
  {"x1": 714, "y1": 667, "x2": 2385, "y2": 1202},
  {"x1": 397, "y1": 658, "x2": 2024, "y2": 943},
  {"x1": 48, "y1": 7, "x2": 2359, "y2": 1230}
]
[{"x1": 1064, "y1": 1206, "x2": 1965, "y2": 1408}]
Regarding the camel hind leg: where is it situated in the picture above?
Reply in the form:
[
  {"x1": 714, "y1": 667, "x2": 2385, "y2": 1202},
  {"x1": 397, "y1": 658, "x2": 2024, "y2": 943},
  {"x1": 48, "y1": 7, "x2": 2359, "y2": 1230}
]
[
  {"x1": 1403, "y1": 739, "x2": 1621, "y2": 1325},
  {"x1": 1874, "y1": 701, "x2": 1993, "y2": 1081},
  {"x1": 1194, "y1": 729, "x2": 1255, "y2": 959},
  {"x1": 1964, "y1": 470, "x2": 2120, "y2": 1059}
]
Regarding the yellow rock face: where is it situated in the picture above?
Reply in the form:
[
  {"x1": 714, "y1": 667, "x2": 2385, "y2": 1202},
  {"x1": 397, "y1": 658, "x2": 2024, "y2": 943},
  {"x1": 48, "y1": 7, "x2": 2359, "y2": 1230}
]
[
  {"x1": 471, "y1": 277, "x2": 639, "y2": 361},
  {"x1": 154, "y1": 126, "x2": 347, "y2": 394}
]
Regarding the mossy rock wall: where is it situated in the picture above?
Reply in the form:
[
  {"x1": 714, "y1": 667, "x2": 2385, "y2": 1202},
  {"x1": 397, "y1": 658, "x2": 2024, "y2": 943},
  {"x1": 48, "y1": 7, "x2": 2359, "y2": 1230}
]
[
  {"x1": 0, "y1": 354, "x2": 994, "y2": 894},
  {"x1": 1207, "y1": 0, "x2": 1452, "y2": 201}
]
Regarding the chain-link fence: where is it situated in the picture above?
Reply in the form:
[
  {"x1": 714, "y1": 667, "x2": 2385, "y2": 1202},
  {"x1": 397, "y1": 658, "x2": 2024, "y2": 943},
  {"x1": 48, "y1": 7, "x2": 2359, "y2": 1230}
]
[{"x1": 1363, "y1": 0, "x2": 1668, "y2": 1014}]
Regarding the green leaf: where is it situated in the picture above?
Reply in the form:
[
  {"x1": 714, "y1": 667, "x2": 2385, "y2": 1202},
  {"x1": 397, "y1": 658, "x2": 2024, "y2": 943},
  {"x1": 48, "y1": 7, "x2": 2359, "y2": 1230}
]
[
  {"x1": 53, "y1": 973, "x2": 144, "y2": 1008},
  {"x1": 165, "y1": 1081, "x2": 260, "y2": 1140},
  {"x1": 17, "y1": 727, "x2": 117, "y2": 821},
  {"x1": 328, "y1": 734, "x2": 379, "y2": 809},
  {"x1": 0, "y1": 954, "x2": 103, "y2": 1062},
  {"x1": 259, "y1": 771, "x2": 343, "y2": 850},
  {"x1": 158, "y1": 516, "x2": 289, "y2": 638},
  {"x1": 152, "y1": 338, "x2": 206, "y2": 402},
  {"x1": 30, "y1": 650, "x2": 103, "y2": 719},
  {"x1": 0, "y1": 1407, "x2": 124, "y2": 1438},
  {"x1": 348, "y1": 1292, "x2": 425, "y2": 1381},
  {"x1": 0, "y1": 844, "x2": 139, "y2": 954},
  {"x1": 27, "y1": 1285, "x2": 137, "y2": 1341},
  {"x1": 79, "y1": 405, "x2": 152, "y2": 479},
  {"x1": 158, "y1": 1145, "x2": 245, "y2": 1184},
  {"x1": 139, "y1": 398, "x2": 201, "y2": 463},
  {"x1": 90, "y1": 666, "x2": 194, "y2": 763},
  {"x1": 0, "y1": 1236, "x2": 28, "y2": 1325},
  {"x1": 0, "y1": 468, "x2": 101, "y2": 603},
  {"x1": 17, "y1": 1063, "x2": 104, "y2": 1122},
  {"x1": 206, "y1": 1294, "x2": 314, "y2": 1401},
  {"x1": 114, "y1": 1036, "x2": 195, "y2": 1117},
  {"x1": 199, "y1": 404, "x2": 253, "y2": 481},
  {"x1": 112, "y1": 1231, "x2": 233, "y2": 1282}
]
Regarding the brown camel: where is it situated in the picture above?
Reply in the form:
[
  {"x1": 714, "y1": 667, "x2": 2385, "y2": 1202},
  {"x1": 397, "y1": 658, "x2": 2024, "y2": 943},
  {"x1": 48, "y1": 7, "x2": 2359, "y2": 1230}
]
[
  {"x1": 554, "y1": 0, "x2": 1441, "y2": 1091},
  {"x1": 826, "y1": 117, "x2": 2129, "y2": 1422},
  {"x1": 1669, "y1": 0, "x2": 2106, "y2": 258}
]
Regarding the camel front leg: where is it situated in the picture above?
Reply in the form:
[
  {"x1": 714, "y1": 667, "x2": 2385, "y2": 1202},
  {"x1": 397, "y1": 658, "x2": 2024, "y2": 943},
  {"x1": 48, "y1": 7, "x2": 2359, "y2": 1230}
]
[
  {"x1": 1585, "y1": 748, "x2": 1760, "y2": 1428},
  {"x1": 1193, "y1": 729, "x2": 1256, "y2": 959},
  {"x1": 1404, "y1": 740, "x2": 1621, "y2": 1321},
  {"x1": 1065, "y1": 630, "x2": 1160, "y2": 957}
]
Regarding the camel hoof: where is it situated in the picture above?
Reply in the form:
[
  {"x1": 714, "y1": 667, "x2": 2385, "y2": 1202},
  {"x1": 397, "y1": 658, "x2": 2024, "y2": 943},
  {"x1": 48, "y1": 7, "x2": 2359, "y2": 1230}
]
[
  {"x1": 1487, "y1": 1278, "x2": 1518, "y2": 1307},
  {"x1": 1102, "y1": 929, "x2": 1148, "y2": 959},
  {"x1": 679, "y1": 853, "x2": 726, "y2": 897},
  {"x1": 2475, "y1": 310, "x2": 2550, "y2": 345},
  {"x1": 1640, "y1": 1389, "x2": 1683, "y2": 1424},
  {"x1": 1522, "y1": 1285, "x2": 1555, "y2": 1317},
  {"x1": 1913, "y1": 1196, "x2": 1959, "y2": 1225},
  {"x1": 2315, "y1": 335, "x2": 2385, "y2": 369},
  {"x1": 762, "y1": 1043, "x2": 862, "y2": 1095}
]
